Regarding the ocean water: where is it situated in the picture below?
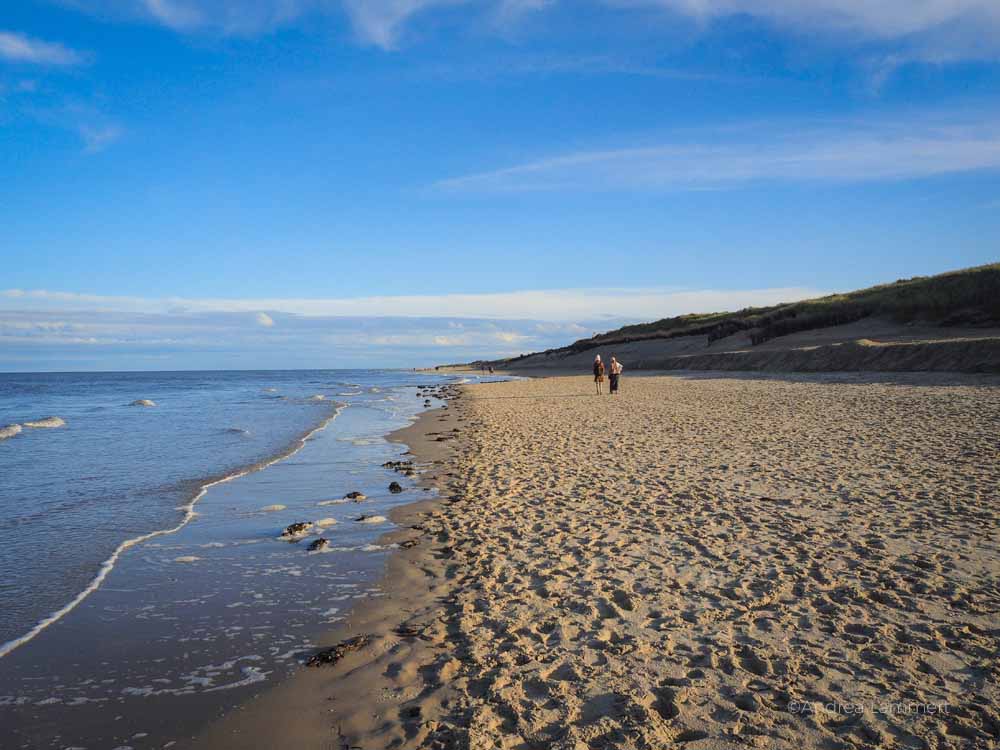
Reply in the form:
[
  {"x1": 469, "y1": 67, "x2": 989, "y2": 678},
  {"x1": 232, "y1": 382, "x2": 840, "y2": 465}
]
[{"x1": 0, "y1": 369, "x2": 488, "y2": 748}]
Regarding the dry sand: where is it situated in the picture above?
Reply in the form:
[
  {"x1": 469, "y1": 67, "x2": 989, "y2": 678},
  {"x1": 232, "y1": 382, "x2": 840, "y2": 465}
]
[{"x1": 192, "y1": 373, "x2": 1000, "y2": 750}]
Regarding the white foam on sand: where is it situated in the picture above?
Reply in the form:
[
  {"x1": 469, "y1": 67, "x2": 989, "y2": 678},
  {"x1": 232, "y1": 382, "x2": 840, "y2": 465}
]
[
  {"x1": 0, "y1": 424, "x2": 22, "y2": 440},
  {"x1": 23, "y1": 416, "x2": 66, "y2": 429},
  {"x1": 0, "y1": 402, "x2": 349, "y2": 661},
  {"x1": 357, "y1": 515, "x2": 387, "y2": 524},
  {"x1": 260, "y1": 504, "x2": 287, "y2": 512},
  {"x1": 203, "y1": 665, "x2": 269, "y2": 692}
]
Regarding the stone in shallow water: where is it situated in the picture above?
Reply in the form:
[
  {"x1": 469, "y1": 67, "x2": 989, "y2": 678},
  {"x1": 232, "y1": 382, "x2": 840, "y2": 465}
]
[
  {"x1": 307, "y1": 538, "x2": 329, "y2": 552},
  {"x1": 281, "y1": 521, "x2": 313, "y2": 538},
  {"x1": 389, "y1": 481, "x2": 403, "y2": 493}
]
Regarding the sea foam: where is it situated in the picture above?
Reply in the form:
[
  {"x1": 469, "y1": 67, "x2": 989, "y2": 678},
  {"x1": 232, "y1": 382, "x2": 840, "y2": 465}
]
[
  {"x1": 23, "y1": 417, "x2": 66, "y2": 429},
  {"x1": 0, "y1": 424, "x2": 21, "y2": 441}
]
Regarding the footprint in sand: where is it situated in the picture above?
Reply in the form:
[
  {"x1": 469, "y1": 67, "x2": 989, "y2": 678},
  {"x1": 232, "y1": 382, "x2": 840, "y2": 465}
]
[{"x1": 737, "y1": 645, "x2": 770, "y2": 676}]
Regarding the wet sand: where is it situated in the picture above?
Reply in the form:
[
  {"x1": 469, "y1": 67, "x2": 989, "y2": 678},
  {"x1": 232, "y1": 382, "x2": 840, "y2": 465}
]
[{"x1": 191, "y1": 372, "x2": 1000, "y2": 750}]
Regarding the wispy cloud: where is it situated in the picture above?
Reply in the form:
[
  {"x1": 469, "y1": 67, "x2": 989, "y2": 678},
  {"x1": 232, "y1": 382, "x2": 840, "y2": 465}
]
[
  {"x1": 0, "y1": 286, "x2": 825, "y2": 322},
  {"x1": 79, "y1": 123, "x2": 124, "y2": 153},
  {"x1": 12, "y1": 97, "x2": 124, "y2": 153},
  {"x1": 52, "y1": 0, "x2": 1000, "y2": 63},
  {"x1": 623, "y1": 0, "x2": 1000, "y2": 42},
  {"x1": 434, "y1": 117, "x2": 1000, "y2": 192},
  {"x1": 140, "y1": 0, "x2": 205, "y2": 30},
  {"x1": 0, "y1": 31, "x2": 84, "y2": 66},
  {"x1": 340, "y1": 0, "x2": 462, "y2": 48}
]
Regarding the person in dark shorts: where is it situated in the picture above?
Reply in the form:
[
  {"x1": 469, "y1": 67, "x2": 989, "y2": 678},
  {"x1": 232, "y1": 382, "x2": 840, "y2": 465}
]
[
  {"x1": 593, "y1": 355, "x2": 605, "y2": 394},
  {"x1": 609, "y1": 356, "x2": 623, "y2": 395}
]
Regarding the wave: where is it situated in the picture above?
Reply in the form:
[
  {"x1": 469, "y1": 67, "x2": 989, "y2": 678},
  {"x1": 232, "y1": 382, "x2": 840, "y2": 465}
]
[
  {"x1": 23, "y1": 417, "x2": 66, "y2": 429},
  {"x1": 309, "y1": 542, "x2": 392, "y2": 554},
  {"x1": 0, "y1": 424, "x2": 21, "y2": 441},
  {"x1": 0, "y1": 401, "x2": 349, "y2": 661},
  {"x1": 224, "y1": 427, "x2": 251, "y2": 436}
]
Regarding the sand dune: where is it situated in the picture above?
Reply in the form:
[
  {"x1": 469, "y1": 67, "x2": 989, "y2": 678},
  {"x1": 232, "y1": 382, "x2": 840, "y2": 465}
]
[{"x1": 493, "y1": 319, "x2": 1000, "y2": 375}]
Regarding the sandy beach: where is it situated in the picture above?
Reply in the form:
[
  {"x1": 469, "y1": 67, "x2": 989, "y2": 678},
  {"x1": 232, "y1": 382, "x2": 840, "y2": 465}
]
[{"x1": 193, "y1": 372, "x2": 1000, "y2": 750}]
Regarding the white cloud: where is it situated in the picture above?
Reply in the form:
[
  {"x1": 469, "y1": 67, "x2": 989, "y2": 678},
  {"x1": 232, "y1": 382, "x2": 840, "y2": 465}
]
[
  {"x1": 341, "y1": 0, "x2": 463, "y2": 48},
  {"x1": 621, "y1": 0, "x2": 1000, "y2": 42},
  {"x1": 432, "y1": 334, "x2": 467, "y2": 345},
  {"x1": 141, "y1": 0, "x2": 205, "y2": 30},
  {"x1": 0, "y1": 31, "x2": 83, "y2": 66},
  {"x1": 0, "y1": 285, "x2": 825, "y2": 322},
  {"x1": 494, "y1": 330, "x2": 529, "y2": 343},
  {"x1": 435, "y1": 117, "x2": 1000, "y2": 192},
  {"x1": 346, "y1": 0, "x2": 1000, "y2": 52},
  {"x1": 0, "y1": 320, "x2": 70, "y2": 332},
  {"x1": 51, "y1": 0, "x2": 1000, "y2": 61},
  {"x1": 255, "y1": 312, "x2": 275, "y2": 327}
]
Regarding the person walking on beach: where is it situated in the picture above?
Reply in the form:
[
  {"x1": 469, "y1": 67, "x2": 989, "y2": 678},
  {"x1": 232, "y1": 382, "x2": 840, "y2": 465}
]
[
  {"x1": 593, "y1": 355, "x2": 605, "y2": 394},
  {"x1": 609, "y1": 355, "x2": 623, "y2": 395}
]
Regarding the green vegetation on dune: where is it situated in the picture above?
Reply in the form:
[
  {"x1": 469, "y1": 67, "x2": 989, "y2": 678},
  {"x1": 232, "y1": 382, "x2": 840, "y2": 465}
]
[{"x1": 493, "y1": 263, "x2": 1000, "y2": 364}]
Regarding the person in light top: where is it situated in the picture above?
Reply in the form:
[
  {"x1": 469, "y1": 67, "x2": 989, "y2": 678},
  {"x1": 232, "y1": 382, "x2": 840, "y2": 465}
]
[{"x1": 609, "y1": 356, "x2": 623, "y2": 395}]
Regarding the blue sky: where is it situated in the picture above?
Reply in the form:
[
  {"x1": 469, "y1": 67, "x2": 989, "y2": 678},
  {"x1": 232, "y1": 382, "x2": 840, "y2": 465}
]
[{"x1": 1, "y1": 0, "x2": 999, "y2": 370}]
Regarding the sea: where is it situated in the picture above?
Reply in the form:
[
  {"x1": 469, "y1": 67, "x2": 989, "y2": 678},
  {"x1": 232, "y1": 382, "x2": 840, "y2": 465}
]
[{"x1": 0, "y1": 369, "x2": 495, "y2": 749}]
